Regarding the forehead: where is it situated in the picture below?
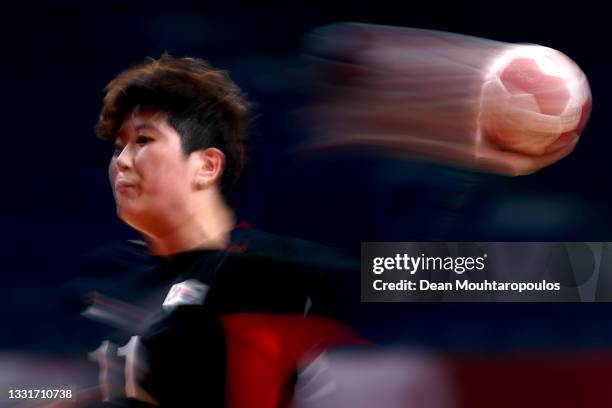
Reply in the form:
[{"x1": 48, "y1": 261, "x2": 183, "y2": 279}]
[{"x1": 116, "y1": 106, "x2": 171, "y2": 140}]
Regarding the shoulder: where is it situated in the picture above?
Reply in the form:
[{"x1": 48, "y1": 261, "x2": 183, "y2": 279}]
[
  {"x1": 80, "y1": 240, "x2": 154, "y2": 278},
  {"x1": 232, "y1": 227, "x2": 358, "y2": 272}
]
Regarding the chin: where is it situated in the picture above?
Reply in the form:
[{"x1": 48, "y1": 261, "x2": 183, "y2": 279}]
[
  {"x1": 116, "y1": 206, "x2": 163, "y2": 237},
  {"x1": 116, "y1": 205, "x2": 143, "y2": 229}
]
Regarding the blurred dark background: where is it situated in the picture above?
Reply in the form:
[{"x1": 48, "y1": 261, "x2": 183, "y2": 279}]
[{"x1": 1, "y1": 0, "x2": 610, "y2": 351}]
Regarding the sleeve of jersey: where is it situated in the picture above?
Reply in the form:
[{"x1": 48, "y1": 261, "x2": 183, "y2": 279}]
[{"x1": 220, "y1": 313, "x2": 368, "y2": 408}]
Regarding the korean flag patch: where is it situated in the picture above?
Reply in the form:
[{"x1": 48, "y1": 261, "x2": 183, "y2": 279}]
[{"x1": 163, "y1": 279, "x2": 209, "y2": 309}]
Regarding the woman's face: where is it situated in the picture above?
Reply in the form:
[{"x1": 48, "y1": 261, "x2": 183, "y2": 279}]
[{"x1": 109, "y1": 106, "x2": 201, "y2": 235}]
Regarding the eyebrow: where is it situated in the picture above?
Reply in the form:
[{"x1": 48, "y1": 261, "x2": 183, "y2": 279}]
[
  {"x1": 134, "y1": 122, "x2": 162, "y2": 132},
  {"x1": 115, "y1": 121, "x2": 161, "y2": 142}
]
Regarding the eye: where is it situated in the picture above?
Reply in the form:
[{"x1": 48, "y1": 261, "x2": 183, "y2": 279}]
[{"x1": 136, "y1": 135, "x2": 152, "y2": 146}]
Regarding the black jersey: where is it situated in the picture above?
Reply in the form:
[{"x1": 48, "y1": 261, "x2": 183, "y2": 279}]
[{"x1": 66, "y1": 226, "x2": 359, "y2": 407}]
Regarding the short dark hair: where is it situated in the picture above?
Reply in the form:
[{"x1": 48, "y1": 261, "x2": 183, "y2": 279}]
[{"x1": 96, "y1": 54, "x2": 253, "y2": 196}]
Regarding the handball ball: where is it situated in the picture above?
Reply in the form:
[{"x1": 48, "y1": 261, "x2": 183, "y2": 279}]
[{"x1": 479, "y1": 45, "x2": 591, "y2": 156}]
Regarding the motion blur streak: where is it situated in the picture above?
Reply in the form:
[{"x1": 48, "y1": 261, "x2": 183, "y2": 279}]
[
  {"x1": 294, "y1": 349, "x2": 454, "y2": 408},
  {"x1": 293, "y1": 348, "x2": 612, "y2": 408},
  {"x1": 300, "y1": 23, "x2": 591, "y2": 176}
]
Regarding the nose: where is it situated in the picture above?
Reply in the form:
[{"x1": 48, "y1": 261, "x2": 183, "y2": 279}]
[{"x1": 115, "y1": 145, "x2": 132, "y2": 171}]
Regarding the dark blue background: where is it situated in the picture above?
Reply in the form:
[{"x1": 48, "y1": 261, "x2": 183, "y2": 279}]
[{"x1": 1, "y1": 0, "x2": 610, "y2": 351}]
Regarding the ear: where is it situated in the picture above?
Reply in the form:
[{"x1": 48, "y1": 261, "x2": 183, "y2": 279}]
[{"x1": 192, "y1": 147, "x2": 226, "y2": 190}]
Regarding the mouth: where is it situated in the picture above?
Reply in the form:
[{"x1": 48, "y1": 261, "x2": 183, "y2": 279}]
[{"x1": 114, "y1": 179, "x2": 137, "y2": 193}]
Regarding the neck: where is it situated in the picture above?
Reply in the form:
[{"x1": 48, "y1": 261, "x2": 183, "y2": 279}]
[{"x1": 144, "y1": 192, "x2": 236, "y2": 257}]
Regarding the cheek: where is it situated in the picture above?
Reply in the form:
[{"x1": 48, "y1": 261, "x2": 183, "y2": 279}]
[
  {"x1": 108, "y1": 158, "x2": 118, "y2": 183},
  {"x1": 135, "y1": 151, "x2": 191, "y2": 195}
]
